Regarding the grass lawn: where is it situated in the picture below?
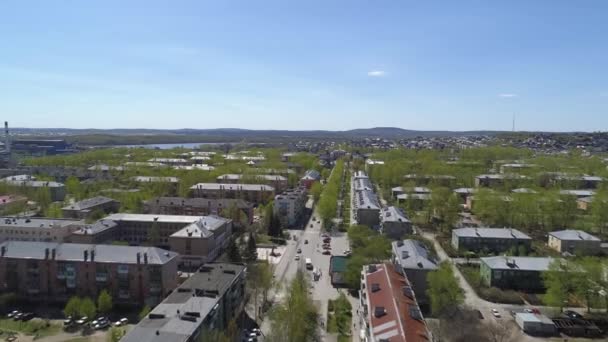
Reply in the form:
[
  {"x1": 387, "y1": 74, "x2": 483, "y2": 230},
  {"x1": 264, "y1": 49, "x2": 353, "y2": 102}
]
[
  {"x1": 326, "y1": 294, "x2": 352, "y2": 339},
  {"x1": 0, "y1": 318, "x2": 62, "y2": 339}
]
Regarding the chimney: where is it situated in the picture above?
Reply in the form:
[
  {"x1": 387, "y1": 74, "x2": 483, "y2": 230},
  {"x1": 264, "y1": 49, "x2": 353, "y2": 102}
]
[
  {"x1": 144, "y1": 253, "x2": 148, "y2": 264},
  {"x1": 45, "y1": 248, "x2": 49, "y2": 260},
  {"x1": 83, "y1": 250, "x2": 88, "y2": 261},
  {"x1": 4, "y1": 122, "x2": 9, "y2": 154},
  {"x1": 90, "y1": 250, "x2": 95, "y2": 262},
  {"x1": 137, "y1": 252, "x2": 141, "y2": 264},
  {"x1": 52, "y1": 248, "x2": 56, "y2": 259}
]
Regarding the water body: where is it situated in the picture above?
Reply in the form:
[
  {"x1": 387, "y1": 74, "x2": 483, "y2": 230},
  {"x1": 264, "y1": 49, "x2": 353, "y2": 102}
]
[{"x1": 114, "y1": 142, "x2": 233, "y2": 149}]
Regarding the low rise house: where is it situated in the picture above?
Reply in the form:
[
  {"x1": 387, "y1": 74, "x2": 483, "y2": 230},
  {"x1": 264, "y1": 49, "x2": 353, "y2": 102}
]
[
  {"x1": 499, "y1": 163, "x2": 536, "y2": 174},
  {"x1": 147, "y1": 158, "x2": 189, "y2": 166},
  {"x1": 0, "y1": 241, "x2": 179, "y2": 306},
  {"x1": 380, "y1": 206, "x2": 413, "y2": 240},
  {"x1": 403, "y1": 174, "x2": 455, "y2": 187},
  {"x1": 300, "y1": 169, "x2": 321, "y2": 189},
  {"x1": 515, "y1": 313, "x2": 557, "y2": 336},
  {"x1": 548, "y1": 230, "x2": 601, "y2": 255},
  {"x1": 391, "y1": 240, "x2": 438, "y2": 310},
  {"x1": 553, "y1": 175, "x2": 604, "y2": 189},
  {"x1": 132, "y1": 176, "x2": 180, "y2": 184},
  {"x1": 451, "y1": 227, "x2": 532, "y2": 254},
  {"x1": 143, "y1": 197, "x2": 254, "y2": 225},
  {"x1": 121, "y1": 263, "x2": 246, "y2": 342},
  {"x1": 577, "y1": 196, "x2": 594, "y2": 211},
  {"x1": 0, "y1": 217, "x2": 83, "y2": 243},
  {"x1": 358, "y1": 263, "x2": 431, "y2": 342},
  {"x1": 480, "y1": 256, "x2": 553, "y2": 291},
  {"x1": 396, "y1": 194, "x2": 431, "y2": 210},
  {"x1": 62, "y1": 196, "x2": 120, "y2": 219},
  {"x1": 190, "y1": 183, "x2": 275, "y2": 205},
  {"x1": 273, "y1": 188, "x2": 308, "y2": 227},
  {"x1": 475, "y1": 174, "x2": 529, "y2": 188},
  {"x1": 70, "y1": 214, "x2": 233, "y2": 269},
  {"x1": 559, "y1": 189, "x2": 596, "y2": 198}
]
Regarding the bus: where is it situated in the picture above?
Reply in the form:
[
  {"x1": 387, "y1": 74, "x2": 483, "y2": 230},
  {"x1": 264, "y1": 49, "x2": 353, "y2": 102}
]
[{"x1": 305, "y1": 258, "x2": 313, "y2": 270}]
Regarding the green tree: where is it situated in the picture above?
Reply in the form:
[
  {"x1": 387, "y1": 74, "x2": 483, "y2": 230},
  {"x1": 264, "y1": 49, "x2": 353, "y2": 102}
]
[
  {"x1": 310, "y1": 182, "x2": 322, "y2": 203},
  {"x1": 44, "y1": 202, "x2": 63, "y2": 218},
  {"x1": 97, "y1": 290, "x2": 113, "y2": 315},
  {"x1": 542, "y1": 259, "x2": 577, "y2": 311},
  {"x1": 65, "y1": 176, "x2": 84, "y2": 200},
  {"x1": 245, "y1": 232, "x2": 258, "y2": 262},
  {"x1": 427, "y1": 262, "x2": 464, "y2": 316},
  {"x1": 138, "y1": 305, "x2": 151, "y2": 320},
  {"x1": 147, "y1": 220, "x2": 161, "y2": 246},
  {"x1": 63, "y1": 296, "x2": 82, "y2": 318},
  {"x1": 227, "y1": 237, "x2": 242, "y2": 262},
  {"x1": 80, "y1": 297, "x2": 97, "y2": 318},
  {"x1": 108, "y1": 327, "x2": 125, "y2": 342}
]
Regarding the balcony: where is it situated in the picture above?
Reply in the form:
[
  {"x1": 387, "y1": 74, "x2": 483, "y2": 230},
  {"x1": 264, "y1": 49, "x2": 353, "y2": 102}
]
[{"x1": 95, "y1": 273, "x2": 108, "y2": 282}]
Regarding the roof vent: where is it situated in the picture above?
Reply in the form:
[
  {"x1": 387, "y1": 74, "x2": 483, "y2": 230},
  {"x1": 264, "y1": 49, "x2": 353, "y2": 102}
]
[
  {"x1": 402, "y1": 251, "x2": 409, "y2": 259},
  {"x1": 371, "y1": 283, "x2": 381, "y2": 292},
  {"x1": 374, "y1": 306, "x2": 386, "y2": 318}
]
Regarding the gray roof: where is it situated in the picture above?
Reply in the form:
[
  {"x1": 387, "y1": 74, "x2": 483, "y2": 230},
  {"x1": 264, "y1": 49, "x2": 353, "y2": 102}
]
[
  {"x1": 170, "y1": 215, "x2": 229, "y2": 239},
  {"x1": 121, "y1": 263, "x2": 245, "y2": 342},
  {"x1": 481, "y1": 256, "x2": 554, "y2": 271},
  {"x1": 353, "y1": 177, "x2": 373, "y2": 191},
  {"x1": 559, "y1": 190, "x2": 596, "y2": 197},
  {"x1": 0, "y1": 217, "x2": 83, "y2": 229},
  {"x1": 476, "y1": 174, "x2": 528, "y2": 180},
  {"x1": 404, "y1": 174, "x2": 456, "y2": 180},
  {"x1": 88, "y1": 164, "x2": 124, "y2": 171},
  {"x1": 353, "y1": 171, "x2": 369, "y2": 179},
  {"x1": 73, "y1": 219, "x2": 118, "y2": 235},
  {"x1": 381, "y1": 206, "x2": 411, "y2": 223},
  {"x1": 549, "y1": 230, "x2": 600, "y2": 242},
  {"x1": 190, "y1": 183, "x2": 275, "y2": 192},
  {"x1": 354, "y1": 189, "x2": 380, "y2": 210},
  {"x1": 216, "y1": 174, "x2": 287, "y2": 181},
  {"x1": 453, "y1": 188, "x2": 476, "y2": 194},
  {"x1": 132, "y1": 176, "x2": 179, "y2": 183},
  {"x1": 62, "y1": 196, "x2": 117, "y2": 211},
  {"x1": 453, "y1": 227, "x2": 531, "y2": 240},
  {"x1": 396, "y1": 193, "x2": 431, "y2": 201},
  {"x1": 0, "y1": 241, "x2": 177, "y2": 265},
  {"x1": 301, "y1": 169, "x2": 320, "y2": 180},
  {"x1": 392, "y1": 240, "x2": 438, "y2": 270}
]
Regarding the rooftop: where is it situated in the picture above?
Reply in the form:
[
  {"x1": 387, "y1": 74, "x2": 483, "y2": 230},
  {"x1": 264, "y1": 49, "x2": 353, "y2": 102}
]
[
  {"x1": 381, "y1": 206, "x2": 411, "y2": 223},
  {"x1": 190, "y1": 183, "x2": 275, "y2": 192},
  {"x1": 0, "y1": 241, "x2": 178, "y2": 265},
  {"x1": 453, "y1": 227, "x2": 531, "y2": 240},
  {"x1": 453, "y1": 188, "x2": 476, "y2": 194},
  {"x1": 549, "y1": 229, "x2": 600, "y2": 242},
  {"x1": 355, "y1": 189, "x2": 381, "y2": 210},
  {"x1": 216, "y1": 174, "x2": 287, "y2": 181},
  {"x1": 353, "y1": 171, "x2": 369, "y2": 179},
  {"x1": 121, "y1": 263, "x2": 245, "y2": 342},
  {"x1": 363, "y1": 263, "x2": 430, "y2": 342},
  {"x1": 481, "y1": 256, "x2": 554, "y2": 271},
  {"x1": 301, "y1": 169, "x2": 321, "y2": 180},
  {"x1": 476, "y1": 174, "x2": 528, "y2": 180},
  {"x1": 132, "y1": 176, "x2": 179, "y2": 183},
  {"x1": 392, "y1": 240, "x2": 438, "y2": 270},
  {"x1": 0, "y1": 217, "x2": 83, "y2": 229},
  {"x1": 354, "y1": 177, "x2": 373, "y2": 191},
  {"x1": 146, "y1": 197, "x2": 253, "y2": 209},
  {"x1": 62, "y1": 196, "x2": 117, "y2": 211},
  {"x1": 396, "y1": 194, "x2": 431, "y2": 201},
  {"x1": 559, "y1": 190, "x2": 596, "y2": 197}
]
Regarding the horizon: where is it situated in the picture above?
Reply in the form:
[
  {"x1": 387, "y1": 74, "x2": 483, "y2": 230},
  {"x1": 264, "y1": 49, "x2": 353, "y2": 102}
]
[{"x1": 1, "y1": 1, "x2": 607, "y2": 131}]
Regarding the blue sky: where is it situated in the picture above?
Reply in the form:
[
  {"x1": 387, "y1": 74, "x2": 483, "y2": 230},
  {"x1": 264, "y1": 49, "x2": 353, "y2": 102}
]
[{"x1": 0, "y1": 1, "x2": 607, "y2": 131}]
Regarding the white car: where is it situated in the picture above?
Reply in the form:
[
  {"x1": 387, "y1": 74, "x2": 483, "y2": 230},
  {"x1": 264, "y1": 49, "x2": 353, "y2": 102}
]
[
  {"x1": 295, "y1": 255, "x2": 300, "y2": 261},
  {"x1": 491, "y1": 309, "x2": 501, "y2": 318}
]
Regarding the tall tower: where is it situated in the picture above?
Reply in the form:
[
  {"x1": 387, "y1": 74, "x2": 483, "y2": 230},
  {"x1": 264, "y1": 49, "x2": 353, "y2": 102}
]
[{"x1": 4, "y1": 121, "x2": 10, "y2": 153}]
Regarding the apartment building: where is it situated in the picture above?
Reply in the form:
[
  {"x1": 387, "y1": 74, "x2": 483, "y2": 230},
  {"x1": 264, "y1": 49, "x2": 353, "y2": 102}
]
[
  {"x1": 0, "y1": 241, "x2": 178, "y2": 306},
  {"x1": 548, "y1": 229, "x2": 601, "y2": 255},
  {"x1": 216, "y1": 174, "x2": 288, "y2": 192},
  {"x1": 190, "y1": 183, "x2": 275, "y2": 205},
  {"x1": 0, "y1": 217, "x2": 84, "y2": 243},
  {"x1": 391, "y1": 240, "x2": 438, "y2": 311},
  {"x1": 300, "y1": 169, "x2": 321, "y2": 189},
  {"x1": 380, "y1": 206, "x2": 413, "y2": 240},
  {"x1": 70, "y1": 214, "x2": 232, "y2": 269},
  {"x1": 121, "y1": 263, "x2": 246, "y2": 342},
  {"x1": 451, "y1": 227, "x2": 532, "y2": 254},
  {"x1": 62, "y1": 196, "x2": 120, "y2": 219},
  {"x1": 354, "y1": 190, "x2": 381, "y2": 228},
  {"x1": 358, "y1": 263, "x2": 431, "y2": 342},
  {"x1": 475, "y1": 174, "x2": 529, "y2": 188},
  {"x1": 273, "y1": 188, "x2": 308, "y2": 227},
  {"x1": 1, "y1": 175, "x2": 66, "y2": 201},
  {"x1": 480, "y1": 256, "x2": 554, "y2": 291},
  {"x1": 143, "y1": 197, "x2": 254, "y2": 225}
]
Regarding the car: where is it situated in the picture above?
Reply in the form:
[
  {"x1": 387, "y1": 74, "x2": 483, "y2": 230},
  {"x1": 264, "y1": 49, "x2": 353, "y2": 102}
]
[
  {"x1": 322, "y1": 250, "x2": 331, "y2": 255},
  {"x1": 523, "y1": 308, "x2": 533, "y2": 313},
  {"x1": 564, "y1": 310, "x2": 583, "y2": 319},
  {"x1": 344, "y1": 250, "x2": 352, "y2": 255},
  {"x1": 20, "y1": 312, "x2": 34, "y2": 321},
  {"x1": 323, "y1": 238, "x2": 331, "y2": 243},
  {"x1": 310, "y1": 224, "x2": 313, "y2": 228},
  {"x1": 13, "y1": 313, "x2": 23, "y2": 321},
  {"x1": 7, "y1": 310, "x2": 20, "y2": 318},
  {"x1": 251, "y1": 328, "x2": 261, "y2": 336},
  {"x1": 76, "y1": 316, "x2": 89, "y2": 325},
  {"x1": 119, "y1": 318, "x2": 128, "y2": 325},
  {"x1": 323, "y1": 246, "x2": 331, "y2": 250},
  {"x1": 295, "y1": 255, "x2": 300, "y2": 261},
  {"x1": 63, "y1": 316, "x2": 74, "y2": 326},
  {"x1": 297, "y1": 248, "x2": 302, "y2": 253},
  {"x1": 113, "y1": 321, "x2": 123, "y2": 327},
  {"x1": 94, "y1": 320, "x2": 110, "y2": 330},
  {"x1": 491, "y1": 309, "x2": 500, "y2": 318},
  {"x1": 304, "y1": 240, "x2": 308, "y2": 244},
  {"x1": 321, "y1": 233, "x2": 329, "y2": 238}
]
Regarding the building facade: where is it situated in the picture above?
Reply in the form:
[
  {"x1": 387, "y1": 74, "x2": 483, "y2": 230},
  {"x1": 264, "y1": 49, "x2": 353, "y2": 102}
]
[
  {"x1": 380, "y1": 206, "x2": 413, "y2": 240},
  {"x1": 273, "y1": 188, "x2": 308, "y2": 227},
  {"x1": 190, "y1": 183, "x2": 275, "y2": 204},
  {"x1": 480, "y1": 256, "x2": 553, "y2": 291},
  {"x1": 391, "y1": 240, "x2": 438, "y2": 311},
  {"x1": 300, "y1": 169, "x2": 321, "y2": 189},
  {"x1": 0, "y1": 241, "x2": 178, "y2": 306},
  {"x1": 548, "y1": 230, "x2": 601, "y2": 255},
  {"x1": 451, "y1": 227, "x2": 532, "y2": 254},
  {"x1": 0, "y1": 217, "x2": 84, "y2": 243},
  {"x1": 216, "y1": 174, "x2": 288, "y2": 192},
  {"x1": 143, "y1": 197, "x2": 254, "y2": 225}
]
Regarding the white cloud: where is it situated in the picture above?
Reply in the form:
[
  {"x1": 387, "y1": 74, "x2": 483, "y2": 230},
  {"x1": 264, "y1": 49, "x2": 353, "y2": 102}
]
[
  {"x1": 367, "y1": 70, "x2": 386, "y2": 77},
  {"x1": 499, "y1": 93, "x2": 518, "y2": 98}
]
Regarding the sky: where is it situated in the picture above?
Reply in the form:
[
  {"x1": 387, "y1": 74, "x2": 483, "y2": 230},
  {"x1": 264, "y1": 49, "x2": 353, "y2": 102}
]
[{"x1": 0, "y1": 1, "x2": 607, "y2": 131}]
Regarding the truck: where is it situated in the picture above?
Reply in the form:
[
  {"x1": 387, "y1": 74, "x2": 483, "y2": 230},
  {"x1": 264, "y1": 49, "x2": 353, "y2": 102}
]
[{"x1": 305, "y1": 258, "x2": 313, "y2": 270}]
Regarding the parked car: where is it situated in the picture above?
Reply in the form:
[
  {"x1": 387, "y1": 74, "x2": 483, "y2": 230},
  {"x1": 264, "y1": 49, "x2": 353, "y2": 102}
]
[
  {"x1": 94, "y1": 321, "x2": 110, "y2": 330},
  {"x1": 322, "y1": 250, "x2": 331, "y2": 255},
  {"x1": 304, "y1": 240, "x2": 308, "y2": 244},
  {"x1": 321, "y1": 233, "x2": 329, "y2": 238},
  {"x1": 63, "y1": 316, "x2": 74, "y2": 326},
  {"x1": 297, "y1": 248, "x2": 302, "y2": 253},
  {"x1": 295, "y1": 255, "x2": 300, "y2": 261},
  {"x1": 564, "y1": 310, "x2": 583, "y2": 319},
  {"x1": 12, "y1": 313, "x2": 23, "y2": 321},
  {"x1": 119, "y1": 318, "x2": 128, "y2": 325},
  {"x1": 19, "y1": 313, "x2": 34, "y2": 321},
  {"x1": 491, "y1": 309, "x2": 500, "y2": 318},
  {"x1": 7, "y1": 310, "x2": 19, "y2": 318},
  {"x1": 76, "y1": 316, "x2": 88, "y2": 325},
  {"x1": 323, "y1": 238, "x2": 331, "y2": 243}
]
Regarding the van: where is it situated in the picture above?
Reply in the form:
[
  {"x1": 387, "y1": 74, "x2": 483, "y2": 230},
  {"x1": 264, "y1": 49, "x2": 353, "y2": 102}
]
[{"x1": 305, "y1": 258, "x2": 313, "y2": 270}]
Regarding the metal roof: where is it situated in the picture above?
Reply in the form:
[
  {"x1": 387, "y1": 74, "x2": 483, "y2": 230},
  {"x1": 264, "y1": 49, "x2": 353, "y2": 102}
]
[
  {"x1": 132, "y1": 176, "x2": 179, "y2": 183},
  {"x1": 391, "y1": 240, "x2": 438, "y2": 270},
  {"x1": 481, "y1": 256, "x2": 554, "y2": 271},
  {"x1": 0, "y1": 217, "x2": 83, "y2": 229},
  {"x1": 453, "y1": 227, "x2": 531, "y2": 240},
  {"x1": 0, "y1": 241, "x2": 177, "y2": 265},
  {"x1": 354, "y1": 189, "x2": 381, "y2": 210},
  {"x1": 190, "y1": 183, "x2": 275, "y2": 192},
  {"x1": 62, "y1": 196, "x2": 117, "y2": 211},
  {"x1": 381, "y1": 206, "x2": 411, "y2": 223},
  {"x1": 549, "y1": 230, "x2": 600, "y2": 242}
]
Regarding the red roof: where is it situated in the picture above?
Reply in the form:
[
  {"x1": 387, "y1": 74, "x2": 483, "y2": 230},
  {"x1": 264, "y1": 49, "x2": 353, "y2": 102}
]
[{"x1": 363, "y1": 263, "x2": 430, "y2": 342}]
